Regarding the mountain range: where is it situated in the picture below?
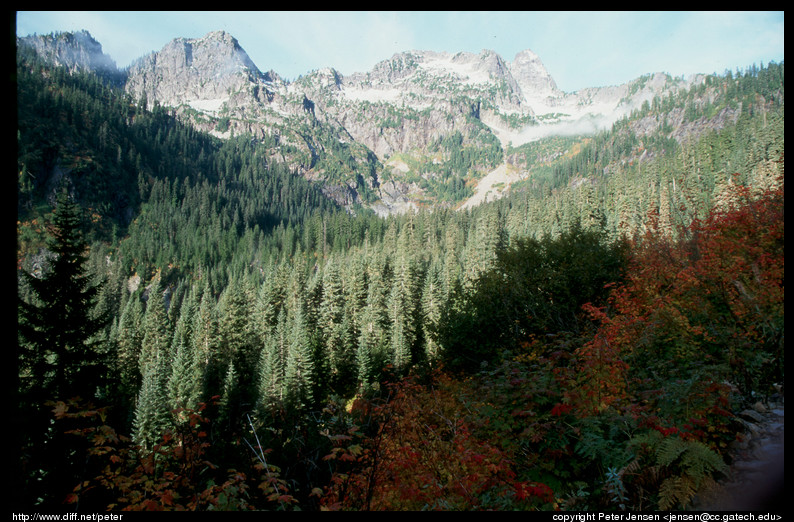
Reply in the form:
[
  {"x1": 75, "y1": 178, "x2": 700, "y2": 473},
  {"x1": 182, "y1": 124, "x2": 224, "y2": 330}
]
[
  {"x1": 14, "y1": 24, "x2": 787, "y2": 514},
  {"x1": 17, "y1": 29, "x2": 712, "y2": 214}
]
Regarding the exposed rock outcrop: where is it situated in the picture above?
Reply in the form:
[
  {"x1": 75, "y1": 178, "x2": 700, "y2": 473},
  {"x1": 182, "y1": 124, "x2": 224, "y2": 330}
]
[
  {"x1": 20, "y1": 29, "x2": 728, "y2": 215},
  {"x1": 125, "y1": 30, "x2": 278, "y2": 111},
  {"x1": 17, "y1": 30, "x2": 118, "y2": 76}
]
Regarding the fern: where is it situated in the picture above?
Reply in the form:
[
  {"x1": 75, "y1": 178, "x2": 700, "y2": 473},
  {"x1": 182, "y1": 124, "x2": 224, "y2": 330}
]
[
  {"x1": 655, "y1": 437, "x2": 728, "y2": 509},
  {"x1": 627, "y1": 431, "x2": 728, "y2": 510},
  {"x1": 658, "y1": 475, "x2": 696, "y2": 511},
  {"x1": 620, "y1": 457, "x2": 641, "y2": 477},
  {"x1": 575, "y1": 428, "x2": 613, "y2": 461},
  {"x1": 561, "y1": 481, "x2": 591, "y2": 511},
  {"x1": 680, "y1": 441, "x2": 728, "y2": 487},
  {"x1": 655, "y1": 437, "x2": 689, "y2": 467},
  {"x1": 627, "y1": 429, "x2": 663, "y2": 451},
  {"x1": 574, "y1": 417, "x2": 633, "y2": 469}
]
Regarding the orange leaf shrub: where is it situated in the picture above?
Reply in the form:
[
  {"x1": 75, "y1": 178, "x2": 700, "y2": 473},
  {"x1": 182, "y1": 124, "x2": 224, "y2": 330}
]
[{"x1": 321, "y1": 372, "x2": 554, "y2": 510}]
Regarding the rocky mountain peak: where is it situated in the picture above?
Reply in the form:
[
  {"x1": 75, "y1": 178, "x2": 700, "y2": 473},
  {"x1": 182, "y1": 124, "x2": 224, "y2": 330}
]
[
  {"x1": 17, "y1": 30, "x2": 117, "y2": 74},
  {"x1": 509, "y1": 49, "x2": 561, "y2": 100},
  {"x1": 150, "y1": 29, "x2": 260, "y2": 78},
  {"x1": 189, "y1": 30, "x2": 259, "y2": 72},
  {"x1": 19, "y1": 28, "x2": 728, "y2": 215},
  {"x1": 367, "y1": 51, "x2": 422, "y2": 84},
  {"x1": 470, "y1": 49, "x2": 509, "y2": 76},
  {"x1": 125, "y1": 30, "x2": 270, "y2": 113}
]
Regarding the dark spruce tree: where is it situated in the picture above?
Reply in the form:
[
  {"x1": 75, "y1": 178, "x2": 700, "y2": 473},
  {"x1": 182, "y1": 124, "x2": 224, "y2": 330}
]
[
  {"x1": 17, "y1": 188, "x2": 112, "y2": 507},
  {"x1": 18, "y1": 188, "x2": 111, "y2": 402}
]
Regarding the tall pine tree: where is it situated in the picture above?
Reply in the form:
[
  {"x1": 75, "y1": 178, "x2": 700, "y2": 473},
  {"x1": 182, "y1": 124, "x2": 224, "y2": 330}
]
[
  {"x1": 17, "y1": 189, "x2": 111, "y2": 506},
  {"x1": 18, "y1": 188, "x2": 110, "y2": 401}
]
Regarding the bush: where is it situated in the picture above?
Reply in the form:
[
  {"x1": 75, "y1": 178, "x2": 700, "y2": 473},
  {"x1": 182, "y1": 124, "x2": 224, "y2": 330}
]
[{"x1": 438, "y1": 222, "x2": 628, "y2": 371}]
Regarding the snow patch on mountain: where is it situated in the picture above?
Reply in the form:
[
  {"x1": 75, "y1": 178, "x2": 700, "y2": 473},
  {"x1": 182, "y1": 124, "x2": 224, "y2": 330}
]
[
  {"x1": 419, "y1": 51, "x2": 494, "y2": 85},
  {"x1": 460, "y1": 163, "x2": 526, "y2": 210},
  {"x1": 342, "y1": 85, "x2": 403, "y2": 104},
  {"x1": 187, "y1": 97, "x2": 229, "y2": 114}
]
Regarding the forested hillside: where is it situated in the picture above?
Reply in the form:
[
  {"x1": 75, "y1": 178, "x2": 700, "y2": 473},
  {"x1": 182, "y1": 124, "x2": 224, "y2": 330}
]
[{"x1": 16, "y1": 45, "x2": 783, "y2": 511}]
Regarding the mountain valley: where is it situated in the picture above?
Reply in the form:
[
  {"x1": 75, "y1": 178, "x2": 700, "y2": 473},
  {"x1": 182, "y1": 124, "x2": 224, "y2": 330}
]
[{"x1": 15, "y1": 27, "x2": 784, "y2": 512}]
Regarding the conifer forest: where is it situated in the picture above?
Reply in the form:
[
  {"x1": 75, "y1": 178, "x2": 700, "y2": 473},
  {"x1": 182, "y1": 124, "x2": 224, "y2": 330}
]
[{"x1": 15, "y1": 43, "x2": 784, "y2": 512}]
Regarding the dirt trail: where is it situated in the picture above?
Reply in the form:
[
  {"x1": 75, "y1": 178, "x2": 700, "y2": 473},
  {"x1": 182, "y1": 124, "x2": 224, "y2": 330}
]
[{"x1": 690, "y1": 402, "x2": 784, "y2": 511}]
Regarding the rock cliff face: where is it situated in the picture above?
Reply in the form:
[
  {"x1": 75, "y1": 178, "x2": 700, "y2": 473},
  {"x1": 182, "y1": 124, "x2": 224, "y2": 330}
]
[
  {"x1": 509, "y1": 49, "x2": 562, "y2": 102},
  {"x1": 19, "y1": 29, "x2": 705, "y2": 214},
  {"x1": 17, "y1": 30, "x2": 117, "y2": 76},
  {"x1": 320, "y1": 49, "x2": 533, "y2": 156},
  {"x1": 125, "y1": 31, "x2": 280, "y2": 112}
]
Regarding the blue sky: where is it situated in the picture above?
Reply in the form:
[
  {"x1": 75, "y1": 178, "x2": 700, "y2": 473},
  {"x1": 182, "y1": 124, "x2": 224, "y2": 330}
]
[{"x1": 16, "y1": 11, "x2": 784, "y2": 93}]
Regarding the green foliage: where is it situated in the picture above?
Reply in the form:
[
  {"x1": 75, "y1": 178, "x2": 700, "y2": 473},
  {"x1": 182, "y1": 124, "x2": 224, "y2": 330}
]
[
  {"x1": 18, "y1": 189, "x2": 111, "y2": 401},
  {"x1": 624, "y1": 430, "x2": 728, "y2": 510},
  {"x1": 16, "y1": 51, "x2": 784, "y2": 511},
  {"x1": 52, "y1": 397, "x2": 294, "y2": 511},
  {"x1": 438, "y1": 221, "x2": 627, "y2": 370},
  {"x1": 132, "y1": 353, "x2": 171, "y2": 449},
  {"x1": 16, "y1": 190, "x2": 113, "y2": 507},
  {"x1": 604, "y1": 467, "x2": 628, "y2": 510}
]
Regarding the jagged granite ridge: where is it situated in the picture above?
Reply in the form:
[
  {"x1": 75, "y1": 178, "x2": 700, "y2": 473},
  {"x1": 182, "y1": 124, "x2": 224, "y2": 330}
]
[{"x1": 18, "y1": 29, "x2": 707, "y2": 214}]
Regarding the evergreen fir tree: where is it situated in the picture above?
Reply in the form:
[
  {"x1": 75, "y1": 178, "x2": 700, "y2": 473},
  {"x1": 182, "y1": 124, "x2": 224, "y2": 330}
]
[
  {"x1": 284, "y1": 304, "x2": 315, "y2": 410},
  {"x1": 357, "y1": 266, "x2": 389, "y2": 387},
  {"x1": 343, "y1": 252, "x2": 368, "y2": 353},
  {"x1": 138, "y1": 273, "x2": 170, "y2": 376},
  {"x1": 114, "y1": 290, "x2": 145, "y2": 398},
  {"x1": 191, "y1": 283, "x2": 220, "y2": 397},
  {"x1": 578, "y1": 182, "x2": 606, "y2": 231},
  {"x1": 257, "y1": 312, "x2": 285, "y2": 412},
  {"x1": 217, "y1": 276, "x2": 257, "y2": 398},
  {"x1": 16, "y1": 188, "x2": 112, "y2": 507},
  {"x1": 132, "y1": 347, "x2": 171, "y2": 449},
  {"x1": 254, "y1": 263, "x2": 287, "y2": 340},
  {"x1": 320, "y1": 255, "x2": 352, "y2": 387},
  {"x1": 18, "y1": 188, "x2": 110, "y2": 401},
  {"x1": 167, "y1": 324, "x2": 201, "y2": 418},
  {"x1": 421, "y1": 258, "x2": 445, "y2": 362},
  {"x1": 217, "y1": 362, "x2": 240, "y2": 428},
  {"x1": 387, "y1": 226, "x2": 420, "y2": 371},
  {"x1": 355, "y1": 322, "x2": 375, "y2": 393},
  {"x1": 462, "y1": 206, "x2": 505, "y2": 288},
  {"x1": 442, "y1": 226, "x2": 463, "y2": 297}
]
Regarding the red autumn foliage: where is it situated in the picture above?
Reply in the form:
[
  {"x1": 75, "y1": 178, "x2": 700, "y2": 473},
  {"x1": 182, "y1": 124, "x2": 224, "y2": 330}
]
[
  {"x1": 320, "y1": 372, "x2": 555, "y2": 510},
  {"x1": 52, "y1": 397, "x2": 294, "y2": 511},
  {"x1": 567, "y1": 170, "x2": 783, "y2": 423},
  {"x1": 46, "y1": 170, "x2": 782, "y2": 512}
]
